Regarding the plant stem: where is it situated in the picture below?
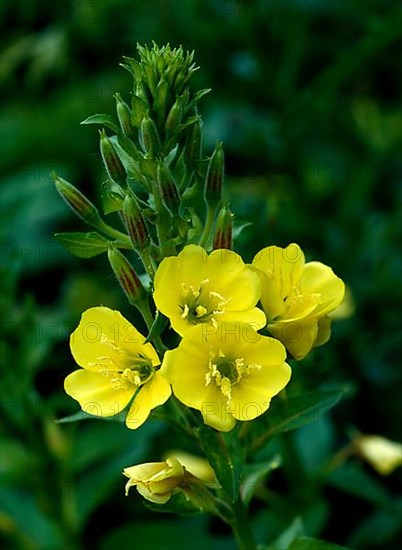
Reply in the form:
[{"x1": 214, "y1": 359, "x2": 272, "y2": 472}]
[
  {"x1": 139, "y1": 248, "x2": 156, "y2": 280},
  {"x1": 230, "y1": 499, "x2": 257, "y2": 550},
  {"x1": 137, "y1": 300, "x2": 166, "y2": 356}
]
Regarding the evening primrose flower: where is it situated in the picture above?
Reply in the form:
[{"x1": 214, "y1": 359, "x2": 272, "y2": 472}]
[
  {"x1": 161, "y1": 323, "x2": 291, "y2": 431},
  {"x1": 64, "y1": 307, "x2": 171, "y2": 429},
  {"x1": 123, "y1": 458, "x2": 185, "y2": 503},
  {"x1": 354, "y1": 435, "x2": 402, "y2": 476},
  {"x1": 153, "y1": 245, "x2": 266, "y2": 336},
  {"x1": 252, "y1": 243, "x2": 345, "y2": 360}
]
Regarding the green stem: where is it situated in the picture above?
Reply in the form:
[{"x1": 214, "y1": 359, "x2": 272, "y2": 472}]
[
  {"x1": 97, "y1": 219, "x2": 133, "y2": 244},
  {"x1": 230, "y1": 499, "x2": 257, "y2": 550},
  {"x1": 139, "y1": 248, "x2": 156, "y2": 280},
  {"x1": 199, "y1": 203, "x2": 218, "y2": 247},
  {"x1": 137, "y1": 300, "x2": 166, "y2": 356}
]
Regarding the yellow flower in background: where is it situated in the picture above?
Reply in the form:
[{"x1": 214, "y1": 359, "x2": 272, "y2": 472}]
[
  {"x1": 252, "y1": 243, "x2": 345, "y2": 360},
  {"x1": 153, "y1": 244, "x2": 266, "y2": 336},
  {"x1": 161, "y1": 323, "x2": 291, "y2": 431},
  {"x1": 354, "y1": 434, "x2": 402, "y2": 476},
  {"x1": 64, "y1": 307, "x2": 171, "y2": 429},
  {"x1": 123, "y1": 458, "x2": 185, "y2": 503}
]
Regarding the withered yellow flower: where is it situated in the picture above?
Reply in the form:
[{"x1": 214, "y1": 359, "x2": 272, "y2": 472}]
[
  {"x1": 124, "y1": 458, "x2": 185, "y2": 503},
  {"x1": 64, "y1": 307, "x2": 171, "y2": 429},
  {"x1": 252, "y1": 243, "x2": 345, "y2": 360}
]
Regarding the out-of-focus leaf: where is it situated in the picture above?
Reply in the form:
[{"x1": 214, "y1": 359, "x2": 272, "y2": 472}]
[
  {"x1": 232, "y1": 220, "x2": 253, "y2": 240},
  {"x1": 241, "y1": 455, "x2": 281, "y2": 506},
  {"x1": 55, "y1": 232, "x2": 111, "y2": 258},
  {"x1": 269, "y1": 517, "x2": 303, "y2": 550},
  {"x1": 328, "y1": 463, "x2": 391, "y2": 507},
  {"x1": 145, "y1": 492, "x2": 204, "y2": 515},
  {"x1": 55, "y1": 410, "x2": 126, "y2": 424},
  {"x1": 288, "y1": 536, "x2": 351, "y2": 550}
]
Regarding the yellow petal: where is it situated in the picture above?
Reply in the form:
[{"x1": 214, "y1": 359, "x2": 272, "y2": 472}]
[
  {"x1": 69, "y1": 307, "x2": 159, "y2": 371},
  {"x1": 200, "y1": 399, "x2": 236, "y2": 432},
  {"x1": 315, "y1": 316, "x2": 332, "y2": 347},
  {"x1": 251, "y1": 267, "x2": 286, "y2": 320},
  {"x1": 64, "y1": 369, "x2": 133, "y2": 417},
  {"x1": 252, "y1": 244, "x2": 305, "y2": 300},
  {"x1": 355, "y1": 435, "x2": 402, "y2": 476},
  {"x1": 136, "y1": 483, "x2": 171, "y2": 504},
  {"x1": 125, "y1": 371, "x2": 171, "y2": 429},
  {"x1": 230, "y1": 361, "x2": 291, "y2": 421},
  {"x1": 221, "y1": 307, "x2": 266, "y2": 330},
  {"x1": 268, "y1": 319, "x2": 318, "y2": 360},
  {"x1": 299, "y1": 262, "x2": 345, "y2": 316}
]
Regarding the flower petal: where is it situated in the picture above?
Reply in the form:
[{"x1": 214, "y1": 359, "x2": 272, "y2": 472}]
[
  {"x1": 125, "y1": 371, "x2": 171, "y2": 429},
  {"x1": 64, "y1": 369, "x2": 133, "y2": 417},
  {"x1": 268, "y1": 319, "x2": 318, "y2": 360},
  {"x1": 221, "y1": 307, "x2": 266, "y2": 330},
  {"x1": 299, "y1": 262, "x2": 345, "y2": 316}
]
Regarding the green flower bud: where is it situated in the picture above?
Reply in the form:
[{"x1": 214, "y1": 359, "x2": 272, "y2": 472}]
[
  {"x1": 157, "y1": 162, "x2": 180, "y2": 212},
  {"x1": 53, "y1": 174, "x2": 101, "y2": 225},
  {"x1": 140, "y1": 115, "x2": 161, "y2": 156},
  {"x1": 123, "y1": 192, "x2": 150, "y2": 251},
  {"x1": 204, "y1": 142, "x2": 224, "y2": 205},
  {"x1": 108, "y1": 247, "x2": 147, "y2": 305},
  {"x1": 153, "y1": 78, "x2": 170, "y2": 125},
  {"x1": 184, "y1": 119, "x2": 202, "y2": 168},
  {"x1": 165, "y1": 97, "x2": 183, "y2": 133},
  {"x1": 114, "y1": 93, "x2": 133, "y2": 137},
  {"x1": 99, "y1": 130, "x2": 127, "y2": 185},
  {"x1": 213, "y1": 204, "x2": 233, "y2": 250}
]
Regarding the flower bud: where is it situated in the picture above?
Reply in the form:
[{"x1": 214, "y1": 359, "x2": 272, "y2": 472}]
[
  {"x1": 157, "y1": 162, "x2": 180, "y2": 212},
  {"x1": 184, "y1": 119, "x2": 202, "y2": 168},
  {"x1": 99, "y1": 130, "x2": 127, "y2": 185},
  {"x1": 165, "y1": 97, "x2": 183, "y2": 133},
  {"x1": 140, "y1": 115, "x2": 161, "y2": 156},
  {"x1": 123, "y1": 458, "x2": 185, "y2": 503},
  {"x1": 114, "y1": 93, "x2": 133, "y2": 137},
  {"x1": 204, "y1": 142, "x2": 224, "y2": 205},
  {"x1": 153, "y1": 78, "x2": 170, "y2": 125},
  {"x1": 53, "y1": 174, "x2": 102, "y2": 225},
  {"x1": 213, "y1": 203, "x2": 233, "y2": 250},
  {"x1": 108, "y1": 247, "x2": 147, "y2": 305},
  {"x1": 122, "y1": 191, "x2": 150, "y2": 251}
]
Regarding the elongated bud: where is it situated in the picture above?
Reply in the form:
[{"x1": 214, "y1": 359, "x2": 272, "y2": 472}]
[
  {"x1": 140, "y1": 115, "x2": 161, "y2": 156},
  {"x1": 184, "y1": 119, "x2": 202, "y2": 168},
  {"x1": 108, "y1": 247, "x2": 147, "y2": 305},
  {"x1": 114, "y1": 93, "x2": 133, "y2": 137},
  {"x1": 153, "y1": 79, "x2": 169, "y2": 124},
  {"x1": 165, "y1": 97, "x2": 183, "y2": 133},
  {"x1": 99, "y1": 129, "x2": 127, "y2": 185},
  {"x1": 123, "y1": 192, "x2": 150, "y2": 251},
  {"x1": 53, "y1": 174, "x2": 101, "y2": 225},
  {"x1": 157, "y1": 162, "x2": 180, "y2": 212},
  {"x1": 213, "y1": 204, "x2": 233, "y2": 250},
  {"x1": 204, "y1": 142, "x2": 224, "y2": 205}
]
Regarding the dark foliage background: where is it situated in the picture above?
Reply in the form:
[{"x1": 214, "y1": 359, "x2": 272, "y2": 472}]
[{"x1": 1, "y1": 1, "x2": 401, "y2": 549}]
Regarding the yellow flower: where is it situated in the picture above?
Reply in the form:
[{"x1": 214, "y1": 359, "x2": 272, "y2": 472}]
[
  {"x1": 64, "y1": 307, "x2": 171, "y2": 429},
  {"x1": 153, "y1": 244, "x2": 266, "y2": 336},
  {"x1": 164, "y1": 450, "x2": 217, "y2": 485},
  {"x1": 161, "y1": 323, "x2": 291, "y2": 431},
  {"x1": 252, "y1": 243, "x2": 345, "y2": 360},
  {"x1": 355, "y1": 434, "x2": 402, "y2": 476},
  {"x1": 123, "y1": 457, "x2": 185, "y2": 503}
]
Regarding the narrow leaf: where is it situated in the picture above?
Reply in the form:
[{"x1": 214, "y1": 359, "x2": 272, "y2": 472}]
[
  {"x1": 288, "y1": 536, "x2": 351, "y2": 550},
  {"x1": 55, "y1": 410, "x2": 126, "y2": 424},
  {"x1": 55, "y1": 232, "x2": 110, "y2": 258},
  {"x1": 80, "y1": 114, "x2": 118, "y2": 132},
  {"x1": 144, "y1": 310, "x2": 169, "y2": 343}
]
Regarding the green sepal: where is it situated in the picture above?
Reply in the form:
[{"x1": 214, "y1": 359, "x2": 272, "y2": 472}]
[
  {"x1": 144, "y1": 492, "x2": 203, "y2": 516},
  {"x1": 196, "y1": 424, "x2": 244, "y2": 502},
  {"x1": 55, "y1": 232, "x2": 111, "y2": 258},
  {"x1": 144, "y1": 310, "x2": 169, "y2": 343},
  {"x1": 288, "y1": 536, "x2": 352, "y2": 550},
  {"x1": 80, "y1": 114, "x2": 118, "y2": 133},
  {"x1": 101, "y1": 180, "x2": 126, "y2": 214},
  {"x1": 131, "y1": 94, "x2": 148, "y2": 127}
]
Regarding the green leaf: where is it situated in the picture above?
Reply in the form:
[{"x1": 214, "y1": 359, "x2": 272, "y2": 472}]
[
  {"x1": 271, "y1": 518, "x2": 304, "y2": 550},
  {"x1": 101, "y1": 180, "x2": 126, "y2": 214},
  {"x1": 131, "y1": 94, "x2": 148, "y2": 127},
  {"x1": 55, "y1": 410, "x2": 126, "y2": 424},
  {"x1": 145, "y1": 492, "x2": 203, "y2": 516},
  {"x1": 328, "y1": 463, "x2": 391, "y2": 507},
  {"x1": 55, "y1": 232, "x2": 111, "y2": 258},
  {"x1": 233, "y1": 220, "x2": 253, "y2": 240},
  {"x1": 80, "y1": 113, "x2": 118, "y2": 132},
  {"x1": 288, "y1": 536, "x2": 351, "y2": 550},
  {"x1": 196, "y1": 425, "x2": 244, "y2": 502},
  {"x1": 241, "y1": 456, "x2": 281, "y2": 505},
  {"x1": 144, "y1": 310, "x2": 169, "y2": 343}
]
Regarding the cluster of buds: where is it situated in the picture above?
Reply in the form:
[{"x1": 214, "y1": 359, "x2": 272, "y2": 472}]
[{"x1": 53, "y1": 43, "x2": 233, "y2": 307}]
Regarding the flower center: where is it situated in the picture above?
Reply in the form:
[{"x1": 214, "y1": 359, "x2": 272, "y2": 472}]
[
  {"x1": 99, "y1": 356, "x2": 154, "y2": 391},
  {"x1": 179, "y1": 280, "x2": 230, "y2": 327},
  {"x1": 205, "y1": 353, "x2": 261, "y2": 403}
]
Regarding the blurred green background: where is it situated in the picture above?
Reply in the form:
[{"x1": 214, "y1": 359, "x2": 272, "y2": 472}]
[{"x1": 1, "y1": 0, "x2": 401, "y2": 548}]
